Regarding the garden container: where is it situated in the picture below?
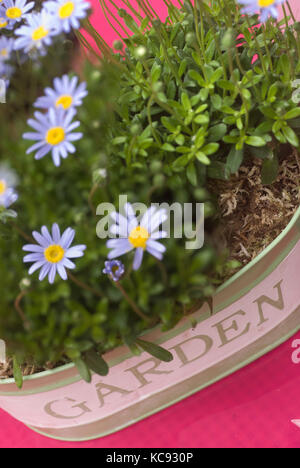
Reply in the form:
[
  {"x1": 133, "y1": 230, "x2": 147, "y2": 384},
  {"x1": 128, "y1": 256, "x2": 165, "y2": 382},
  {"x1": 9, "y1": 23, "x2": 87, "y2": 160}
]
[{"x1": 0, "y1": 206, "x2": 300, "y2": 441}]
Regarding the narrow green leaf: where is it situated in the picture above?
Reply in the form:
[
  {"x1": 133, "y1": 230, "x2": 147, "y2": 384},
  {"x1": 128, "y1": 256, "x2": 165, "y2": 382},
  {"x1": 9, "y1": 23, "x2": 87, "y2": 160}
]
[
  {"x1": 136, "y1": 339, "x2": 174, "y2": 362},
  {"x1": 112, "y1": 136, "x2": 127, "y2": 145},
  {"x1": 246, "y1": 136, "x2": 266, "y2": 147},
  {"x1": 284, "y1": 107, "x2": 300, "y2": 120},
  {"x1": 178, "y1": 59, "x2": 187, "y2": 78},
  {"x1": 13, "y1": 355, "x2": 23, "y2": 389},
  {"x1": 207, "y1": 161, "x2": 230, "y2": 180},
  {"x1": 172, "y1": 154, "x2": 189, "y2": 168},
  {"x1": 84, "y1": 350, "x2": 109, "y2": 377},
  {"x1": 208, "y1": 123, "x2": 227, "y2": 141},
  {"x1": 194, "y1": 114, "x2": 209, "y2": 125},
  {"x1": 210, "y1": 67, "x2": 223, "y2": 83},
  {"x1": 202, "y1": 143, "x2": 219, "y2": 155},
  {"x1": 151, "y1": 65, "x2": 162, "y2": 83},
  {"x1": 211, "y1": 95, "x2": 222, "y2": 110},
  {"x1": 217, "y1": 80, "x2": 235, "y2": 92},
  {"x1": 74, "y1": 358, "x2": 91, "y2": 383},
  {"x1": 181, "y1": 92, "x2": 191, "y2": 111},
  {"x1": 161, "y1": 116, "x2": 178, "y2": 132},
  {"x1": 189, "y1": 69, "x2": 205, "y2": 87},
  {"x1": 162, "y1": 143, "x2": 175, "y2": 152},
  {"x1": 226, "y1": 148, "x2": 244, "y2": 173},
  {"x1": 187, "y1": 162, "x2": 197, "y2": 186},
  {"x1": 195, "y1": 152, "x2": 211, "y2": 165},
  {"x1": 261, "y1": 156, "x2": 279, "y2": 185},
  {"x1": 282, "y1": 126, "x2": 299, "y2": 147}
]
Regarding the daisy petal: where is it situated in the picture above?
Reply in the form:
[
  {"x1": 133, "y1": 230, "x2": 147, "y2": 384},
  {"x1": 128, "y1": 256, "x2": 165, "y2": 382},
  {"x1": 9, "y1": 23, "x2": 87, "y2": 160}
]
[{"x1": 133, "y1": 248, "x2": 144, "y2": 271}]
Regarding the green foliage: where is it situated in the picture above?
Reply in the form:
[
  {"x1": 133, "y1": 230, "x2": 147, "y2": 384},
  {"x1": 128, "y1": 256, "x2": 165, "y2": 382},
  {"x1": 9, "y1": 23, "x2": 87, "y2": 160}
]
[
  {"x1": 98, "y1": 0, "x2": 300, "y2": 185},
  {"x1": 1, "y1": 0, "x2": 300, "y2": 383}
]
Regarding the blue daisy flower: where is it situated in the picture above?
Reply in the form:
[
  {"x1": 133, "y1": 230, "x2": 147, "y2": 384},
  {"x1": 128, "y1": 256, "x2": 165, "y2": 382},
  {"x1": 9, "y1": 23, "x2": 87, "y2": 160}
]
[
  {"x1": 0, "y1": 15, "x2": 13, "y2": 30},
  {"x1": 0, "y1": 37, "x2": 15, "y2": 62},
  {"x1": 14, "y1": 10, "x2": 58, "y2": 56},
  {"x1": 0, "y1": 61, "x2": 14, "y2": 91},
  {"x1": 106, "y1": 203, "x2": 168, "y2": 271},
  {"x1": 44, "y1": 0, "x2": 90, "y2": 34},
  {"x1": 238, "y1": 0, "x2": 285, "y2": 22},
  {"x1": 103, "y1": 260, "x2": 125, "y2": 282},
  {"x1": 23, "y1": 107, "x2": 83, "y2": 167},
  {"x1": 0, "y1": 0, "x2": 34, "y2": 26},
  {"x1": 23, "y1": 223, "x2": 86, "y2": 284},
  {"x1": 0, "y1": 182, "x2": 18, "y2": 208},
  {"x1": 34, "y1": 74, "x2": 88, "y2": 111},
  {"x1": 0, "y1": 166, "x2": 18, "y2": 209},
  {"x1": 0, "y1": 187, "x2": 18, "y2": 208}
]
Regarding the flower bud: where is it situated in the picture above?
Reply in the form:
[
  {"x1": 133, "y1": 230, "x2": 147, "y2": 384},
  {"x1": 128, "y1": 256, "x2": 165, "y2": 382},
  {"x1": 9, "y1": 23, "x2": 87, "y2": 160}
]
[
  {"x1": 134, "y1": 46, "x2": 147, "y2": 59},
  {"x1": 19, "y1": 278, "x2": 31, "y2": 290},
  {"x1": 113, "y1": 40, "x2": 124, "y2": 50}
]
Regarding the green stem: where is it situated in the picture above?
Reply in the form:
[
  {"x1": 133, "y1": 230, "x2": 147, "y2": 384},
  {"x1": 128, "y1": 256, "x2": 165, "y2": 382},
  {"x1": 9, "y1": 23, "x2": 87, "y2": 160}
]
[
  {"x1": 286, "y1": 1, "x2": 296, "y2": 22},
  {"x1": 88, "y1": 183, "x2": 99, "y2": 217},
  {"x1": 14, "y1": 290, "x2": 30, "y2": 330},
  {"x1": 68, "y1": 272, "x2": 103, "y2": 298},
  {"x1": 245, "y1": 15, "x2": 267, "y2": 75},
  {"x1": 262, "y1": 24, "x2": 273, "y2": 73},
  {"x1": 281, "y1": 4, "x2": 295, "y2": 78},
  {"x1": 9, "y1": 221, "x2": 33, "y2": 243},
  {"x1": 115, "y1": 281, "x2": 150, "y2": 322}
]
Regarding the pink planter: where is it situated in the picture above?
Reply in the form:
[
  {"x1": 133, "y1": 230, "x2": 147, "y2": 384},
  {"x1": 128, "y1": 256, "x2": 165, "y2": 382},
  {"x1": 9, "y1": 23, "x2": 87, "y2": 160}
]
[{"x1": 0, "y1": 207, "x2": 299, "y2": 441}]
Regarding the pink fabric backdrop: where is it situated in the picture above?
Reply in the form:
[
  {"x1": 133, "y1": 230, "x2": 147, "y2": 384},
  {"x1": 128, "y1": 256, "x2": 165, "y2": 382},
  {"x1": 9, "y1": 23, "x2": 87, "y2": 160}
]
[{"x1": 1, "y1": 0, "x2": 300, "y2": 448}]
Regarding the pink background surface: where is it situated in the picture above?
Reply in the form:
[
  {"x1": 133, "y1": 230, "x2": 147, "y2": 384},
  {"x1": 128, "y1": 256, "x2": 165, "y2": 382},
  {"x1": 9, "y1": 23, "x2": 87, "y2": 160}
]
[{"x1": 1, "y1": 0, "x2": 300, "y2": 448}]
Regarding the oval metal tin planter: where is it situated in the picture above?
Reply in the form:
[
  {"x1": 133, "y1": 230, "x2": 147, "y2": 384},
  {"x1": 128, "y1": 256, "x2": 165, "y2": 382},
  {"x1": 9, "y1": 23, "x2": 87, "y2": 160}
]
[{"x1": 1, "y1": 207, "x2": 300, "y2": 441}]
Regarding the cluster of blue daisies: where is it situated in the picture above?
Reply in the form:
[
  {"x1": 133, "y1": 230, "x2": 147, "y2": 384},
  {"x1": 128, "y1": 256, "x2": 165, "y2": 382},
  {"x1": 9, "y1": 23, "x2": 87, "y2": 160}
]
[
  {"x1": 23, "y1": 74, "x2": 87, "y2": 167},
  {"x1": 0, "y1": 0, "x2": 90, "y2": 86}
]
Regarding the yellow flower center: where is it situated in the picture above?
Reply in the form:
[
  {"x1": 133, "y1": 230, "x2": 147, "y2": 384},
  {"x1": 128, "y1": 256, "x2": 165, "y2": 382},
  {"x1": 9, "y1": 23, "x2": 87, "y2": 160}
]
[
  {"x1": 58, "y1": 1, "x2": 75, "y2": 19},
  {"x1": 0, "y1": 180, "x2": 7, "y2": 195},
  {"x1": 6, "y1": 7, "x2": 22, "y2": 19},
  {"x1": 0, "y1": 18, "x2": 8, "y2": 28},
  {"x1": 56, "y1": 95, "x2": 73, "y2": 110},
  {"x1": 0, "y1": 48, "x2": 8, "y2": 57},
  {"x1": 44, "y1": 245, "x2": 65, "y2": 263},
  {"x1": 32, "y1": 26, "x2": 49, "y2": 41},
  {"x1": 46, "y1": 127, "x2": 65, "y2": 146},
  {"x1": 258, "y1": 0, "x2": 275, "y2": 7},
  {"x1": 129, "y1": 226, "x2": 150, "y2": 249}
]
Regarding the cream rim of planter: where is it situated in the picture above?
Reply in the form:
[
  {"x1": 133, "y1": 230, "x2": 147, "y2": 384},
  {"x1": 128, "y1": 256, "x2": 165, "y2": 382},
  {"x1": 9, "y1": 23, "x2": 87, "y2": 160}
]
[{"x1": 0, "y1": 205, "x2": 299, "y2": 441}]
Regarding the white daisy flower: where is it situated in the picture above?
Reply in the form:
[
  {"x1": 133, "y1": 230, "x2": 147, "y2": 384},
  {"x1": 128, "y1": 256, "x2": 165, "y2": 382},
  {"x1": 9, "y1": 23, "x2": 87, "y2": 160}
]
[
  {"x1": 0, "y1": 166, "x2": 18, "y2": 209},
  {"x1": 23, "y1": 223, "x2": 86, "y2": 284},
  {"x1": 14, "y1": 10, "x2": 58, "y2": 56},
  {"x1": 0, "y1": 0, "x2": 34, "y2": 26},
  {"x1": 23, "y1": 107, "x2": 83, "y2": 167},
  {"x1": 0, "y1": 37, "x2": 15, "y2": 62},
  {"x1": 44, "y1": 0, "x2": 90, "y2": 34},
  {"x1": 34, "y1": 74, "x2": 88, "y2": 111},
  {"x1": 106, "y1": 203, "x2": 168, "y2": 271},
  {"x1": 238, "y1": 0, "x2": 285, "y2": 22}
]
